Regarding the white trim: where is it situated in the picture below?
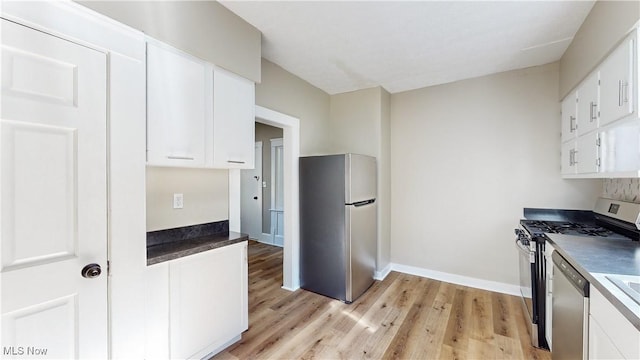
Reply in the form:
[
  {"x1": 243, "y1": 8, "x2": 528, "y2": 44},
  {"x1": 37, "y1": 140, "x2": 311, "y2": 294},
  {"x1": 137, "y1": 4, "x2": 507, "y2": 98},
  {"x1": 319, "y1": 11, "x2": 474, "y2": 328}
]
[
  {"x1": 200, "y1": 334, "x2": 241, "y2": 360},
  {"x1": 258, "y1": 233, "x2": 273, "y2": 244},
  {"x1": 231, "y1": 106, "x2": 300, "y2": 291},
  {"x1": 374, "y1": 263, "x2": 392, "y2": 281},
  {"x1": 390, "y1": 263, "x2": 520, "y2": 296}
]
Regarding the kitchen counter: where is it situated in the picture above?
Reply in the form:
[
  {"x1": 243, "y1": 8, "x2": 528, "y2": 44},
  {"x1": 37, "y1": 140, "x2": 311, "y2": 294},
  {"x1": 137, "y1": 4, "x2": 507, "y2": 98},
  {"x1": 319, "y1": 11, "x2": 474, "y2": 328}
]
[
  {"x1": 147, "y1": 231, "x2": 248, "y2": 265},
  {"x1": 545, "y1": 233, "x2": 640, "y2": 331}
]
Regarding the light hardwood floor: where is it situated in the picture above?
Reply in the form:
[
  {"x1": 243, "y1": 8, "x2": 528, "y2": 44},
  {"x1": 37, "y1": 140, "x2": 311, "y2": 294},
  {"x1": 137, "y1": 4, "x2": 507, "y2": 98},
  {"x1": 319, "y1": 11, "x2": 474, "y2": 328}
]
[{"x1": 212, "y1": 241, "x2": 551, "y2": 360}]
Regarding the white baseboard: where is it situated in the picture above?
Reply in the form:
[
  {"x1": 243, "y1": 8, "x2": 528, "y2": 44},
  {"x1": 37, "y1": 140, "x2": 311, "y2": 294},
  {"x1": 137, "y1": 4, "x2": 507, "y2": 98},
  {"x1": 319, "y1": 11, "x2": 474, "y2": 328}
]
[
  {"x1": 390, "y1": 263, "x2": 520, "y2": 296},
  {"x1": 198, "y1": 334, "x2": 241, "y2": 359},
  {"x1": 374, "y1": 263, "x2": 392, "y2": 281},
  {"x1": 281, "y1": 285, "x2": 298, "y2": 292}
]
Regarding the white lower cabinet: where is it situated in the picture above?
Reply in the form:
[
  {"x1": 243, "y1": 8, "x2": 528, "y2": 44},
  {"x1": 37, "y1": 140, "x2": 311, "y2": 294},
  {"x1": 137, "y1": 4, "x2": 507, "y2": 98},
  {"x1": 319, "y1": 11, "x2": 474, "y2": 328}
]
[
  {"x1": 169, "y1": 242, "x2": 248, "y2": 359},
  {"x1": 146, "y1": 242, "x2": 248, "y2": 360},
  {"x1": 588, "y1": 286, "x2": 640, "y2": 360}
]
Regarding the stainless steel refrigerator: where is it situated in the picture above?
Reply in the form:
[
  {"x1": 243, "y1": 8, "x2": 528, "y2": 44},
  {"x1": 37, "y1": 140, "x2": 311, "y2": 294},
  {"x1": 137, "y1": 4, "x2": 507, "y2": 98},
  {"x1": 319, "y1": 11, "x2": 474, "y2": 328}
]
[{"x1": 299, "y1": 154, "x2": 377, "y2": 303}]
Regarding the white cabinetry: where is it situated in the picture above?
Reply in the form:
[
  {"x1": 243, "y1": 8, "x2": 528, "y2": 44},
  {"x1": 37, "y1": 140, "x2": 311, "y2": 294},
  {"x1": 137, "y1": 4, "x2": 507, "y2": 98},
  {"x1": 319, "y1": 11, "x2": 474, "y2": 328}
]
[
  {"x1": 169, "y1": 242, "x2": 248, "y2": 359},
  {"x1": 561, "y1": 141, "x2": 577, "y2": 175},
  {"x1": 146, "y1": 40, "x2": 256, "y2": 170},
  {"x1": 588, "y1": 286, "x2": 640, "y2": 360},
  {"x1": 576, "y1": 132, "x2": 600, "y2": 174},
  {"x1": 599, "y1": 34, "x2": 635, "y2": 126},
  {"x1": 561, "y1": 94, "x2": 578, "y2": 143},
  {"x1": 561, "y1": 28, "x2": 639, "y2": 178},
  {"x1": 577, "y1": 72, "x2": 600, "y2": 136},
  {"x1": 210, "y1": 67, "x2": 256, "y2": 169},
  {"x1": 147, "y1": 42, "x2": 210, "y2": 167}
]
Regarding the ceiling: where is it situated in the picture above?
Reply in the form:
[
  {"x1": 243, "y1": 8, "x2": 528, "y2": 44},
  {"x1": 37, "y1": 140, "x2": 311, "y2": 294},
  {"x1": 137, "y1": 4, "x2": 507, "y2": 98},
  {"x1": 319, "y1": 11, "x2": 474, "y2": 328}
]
[{"x1": 221, "y1": 1, "x2": 595, "y2": 95}]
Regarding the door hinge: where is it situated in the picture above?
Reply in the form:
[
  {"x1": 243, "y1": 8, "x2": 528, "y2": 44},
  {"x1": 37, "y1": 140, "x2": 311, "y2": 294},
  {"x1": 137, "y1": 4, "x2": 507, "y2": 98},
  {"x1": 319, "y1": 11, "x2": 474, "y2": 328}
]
[
  {"x1": 107, "y1": 260, "x2": 111, "y2": 276},
  {"x1": 596, "y1": 158, "x2": 601, "y2": 167},
  {"x1": 596, "y1": 137, "x2": 601, "y2": 146}
]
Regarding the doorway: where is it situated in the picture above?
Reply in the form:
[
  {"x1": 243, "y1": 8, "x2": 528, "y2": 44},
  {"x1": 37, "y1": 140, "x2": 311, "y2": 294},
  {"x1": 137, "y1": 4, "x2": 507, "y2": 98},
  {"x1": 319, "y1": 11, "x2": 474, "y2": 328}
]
[
  {"x1": 229, "y1": 106, "x2": 300, "y2": 291},
  {"x1": 240, "y1": 142, "x2": 263, "y2": 241}
]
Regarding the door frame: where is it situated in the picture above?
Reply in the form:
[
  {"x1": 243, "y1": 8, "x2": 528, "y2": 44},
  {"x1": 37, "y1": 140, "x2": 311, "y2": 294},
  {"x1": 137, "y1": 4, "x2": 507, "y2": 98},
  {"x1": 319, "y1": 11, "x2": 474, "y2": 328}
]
[{"x1": 229, "y1": 106, "x2": 300, "y2": 291}]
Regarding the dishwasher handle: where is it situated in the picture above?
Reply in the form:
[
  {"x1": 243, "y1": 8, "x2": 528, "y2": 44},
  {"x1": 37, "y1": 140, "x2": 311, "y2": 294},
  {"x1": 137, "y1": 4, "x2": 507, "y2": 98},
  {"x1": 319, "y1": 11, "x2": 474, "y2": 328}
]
[{"x1": 552, "y1": 251, "x2": 589, "y2": 297}]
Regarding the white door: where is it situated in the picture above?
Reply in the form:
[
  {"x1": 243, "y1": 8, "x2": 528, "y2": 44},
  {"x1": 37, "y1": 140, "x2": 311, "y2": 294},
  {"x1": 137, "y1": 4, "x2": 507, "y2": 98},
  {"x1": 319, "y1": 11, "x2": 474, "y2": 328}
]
[
  {"x1": 1, "y1": 19, "x2": 108, "y2": 358},
  {"x1": 240, "y1": 142, "x2": 262, "y2": 240}
]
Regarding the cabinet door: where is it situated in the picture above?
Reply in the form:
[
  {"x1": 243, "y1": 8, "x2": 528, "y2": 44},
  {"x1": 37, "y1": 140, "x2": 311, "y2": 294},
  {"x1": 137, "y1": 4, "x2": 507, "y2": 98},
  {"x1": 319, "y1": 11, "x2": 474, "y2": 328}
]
[
  {"x1": 589, "y1": 315, "x2": 625, "y2": 360},
  {"x1": 561, "y1": 93, "x2": 578, "y2": 142},
  {"x1": 600, "y1": 120, "x2": 640, "y2": 173},
  {"x1": 147, "y1": 42, "x2": 209, "y2": 167},
  {"x1": 561, "y1": 141, "x2": 577, "y2": 175},
  {"x1": 600, "y1": 34, "x2": 635, "y2": 126},
  {"x1": 577, "y1": 72, "x2": 599, "y2": 136},
  {"x1": 169, "y1": 242, "x2": 248, "y2": 359},
  {"x1": 211, "y1": 67, "x2": 256, "y2": 169},
  {"x1": 576, "y1": 132, "x2": 600, "y2": 174}
]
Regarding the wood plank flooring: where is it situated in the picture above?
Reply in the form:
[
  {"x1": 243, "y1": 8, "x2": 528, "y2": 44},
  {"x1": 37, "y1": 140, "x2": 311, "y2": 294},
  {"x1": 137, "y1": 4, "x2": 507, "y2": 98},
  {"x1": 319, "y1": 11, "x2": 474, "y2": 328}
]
[{"x1": 212, "y1": 241, "x2": 551, "y2": 360}]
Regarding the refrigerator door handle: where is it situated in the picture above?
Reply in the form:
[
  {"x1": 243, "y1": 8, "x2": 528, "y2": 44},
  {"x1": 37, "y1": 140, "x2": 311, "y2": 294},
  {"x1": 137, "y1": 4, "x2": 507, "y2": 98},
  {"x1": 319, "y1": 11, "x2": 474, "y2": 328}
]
[{"x1": 349, "y1": 199, "x2": 376, "y2": 207}]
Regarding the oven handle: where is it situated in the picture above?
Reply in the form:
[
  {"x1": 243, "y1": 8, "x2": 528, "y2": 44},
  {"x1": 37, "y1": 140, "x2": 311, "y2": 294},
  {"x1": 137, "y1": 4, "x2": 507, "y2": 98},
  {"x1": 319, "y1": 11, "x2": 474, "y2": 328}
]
[{"x1": 515, "y1": 239, "x2": 535, "y2": 263}]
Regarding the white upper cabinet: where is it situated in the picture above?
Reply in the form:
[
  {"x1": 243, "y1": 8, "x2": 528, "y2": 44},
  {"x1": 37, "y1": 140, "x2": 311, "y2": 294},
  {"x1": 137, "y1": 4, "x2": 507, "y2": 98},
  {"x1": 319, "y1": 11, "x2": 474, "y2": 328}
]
[
  {"x1": 146, "y1": 42, "x2": 210, "y2": 167},
  {"x1": 576, "y1": 132, "x2": 600, "y2": 174},
  {"x1": 561, "y1": 93, "x2": 578, "y2": 142},
  {"x1": 561, "y1": 141, "x2": 577, "y2": 175},
  {"x1": 599, "y1": 32, "x2": 635, "y2": 126},
  {"x1": 576, "y1": 72, "x2": 599, "y2": 136},
  {"x1": 561, "y1": 27, "x2": 639, "y2": 178},
  {"x1": 210, "y1": 66, "x2": 256, "y2": 169}
]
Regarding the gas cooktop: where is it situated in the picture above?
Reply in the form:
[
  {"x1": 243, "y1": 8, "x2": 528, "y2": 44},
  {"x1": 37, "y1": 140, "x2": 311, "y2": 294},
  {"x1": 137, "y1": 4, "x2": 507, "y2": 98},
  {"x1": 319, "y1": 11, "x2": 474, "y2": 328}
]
[{"x1": 520, "y1": 219, "x2": 629, "y2": 240}]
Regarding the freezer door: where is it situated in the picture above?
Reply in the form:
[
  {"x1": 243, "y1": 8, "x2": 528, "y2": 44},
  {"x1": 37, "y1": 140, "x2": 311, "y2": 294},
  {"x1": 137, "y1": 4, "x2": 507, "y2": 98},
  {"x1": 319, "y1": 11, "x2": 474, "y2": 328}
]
[
  {"x1": 345, "y1": 201, "x2": 377, "y2": 302},
  {"x1": 345, "y1": 154, "x2": 377, "y2": 204}
]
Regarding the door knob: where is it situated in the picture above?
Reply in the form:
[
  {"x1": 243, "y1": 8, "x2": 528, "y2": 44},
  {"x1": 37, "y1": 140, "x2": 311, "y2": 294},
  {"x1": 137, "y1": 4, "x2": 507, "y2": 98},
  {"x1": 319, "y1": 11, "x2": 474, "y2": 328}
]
[
  {"x1": 253, "y1": 196, "x2": 258, "y2": 200},
  {"x1": 81, "y1": 263, "x2": 102, "y2": 279}
]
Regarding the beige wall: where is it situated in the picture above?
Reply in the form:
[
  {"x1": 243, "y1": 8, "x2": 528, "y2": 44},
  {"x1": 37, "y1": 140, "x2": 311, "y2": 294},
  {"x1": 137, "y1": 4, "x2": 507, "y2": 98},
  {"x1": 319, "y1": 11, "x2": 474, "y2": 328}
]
[
  {"x1": 77, "y1": 1, "x2": 261, "y2": 82},
  {"x1": 255, "y1": 123, "x2": 283, "y2": 233},
  {"x1": 146, "y1": 167, "x2": 229, "y2": 231},
  {"x1": 390, "y1": 63, "x2": 602, "y2": 286},
  {"x1": 559, "y1": 1, "x2": 640, "y2": 98},
  {"x1": 329, "y1": 87, "x2": 392, "y2": 272},
  {"x1": 256, "y1": 59, "x2": 332, "y2": 156}
]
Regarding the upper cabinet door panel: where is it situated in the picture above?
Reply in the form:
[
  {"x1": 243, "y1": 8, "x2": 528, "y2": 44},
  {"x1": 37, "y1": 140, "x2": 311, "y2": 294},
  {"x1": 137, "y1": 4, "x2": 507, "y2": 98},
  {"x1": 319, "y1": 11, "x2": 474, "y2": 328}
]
[
  {"x1": 147, "y1": 42, "x2": 208, "y2": 167},
  {"x1": 600, "y1": 33, "x2": 635, "y2": 127},
  {"x1": 577, "y1": 72, "x2": 599, "y2": 136},
  {"x1": 561, "y1": 93, "x2": 577, "y2": 143},
  {"x1": 211, "y1": 67, "x2": 255, "y2": 169}
]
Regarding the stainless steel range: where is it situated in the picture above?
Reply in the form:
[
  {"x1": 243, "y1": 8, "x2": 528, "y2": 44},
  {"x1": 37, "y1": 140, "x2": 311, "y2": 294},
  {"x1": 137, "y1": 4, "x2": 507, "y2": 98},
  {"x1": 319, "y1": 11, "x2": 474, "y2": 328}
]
[{"x1": 515, "y1": 197, "x2": 640, "y2": 350}]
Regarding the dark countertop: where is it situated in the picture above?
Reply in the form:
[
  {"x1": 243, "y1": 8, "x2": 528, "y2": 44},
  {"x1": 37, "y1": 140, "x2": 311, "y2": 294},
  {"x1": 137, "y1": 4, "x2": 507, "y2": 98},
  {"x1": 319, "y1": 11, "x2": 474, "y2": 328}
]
[
  {"x1": 147, "y1": 231, "x2": 248, "y2": 265},
  {"x1": 545, "y1": 234, "x2": 640, "y2": 331}
]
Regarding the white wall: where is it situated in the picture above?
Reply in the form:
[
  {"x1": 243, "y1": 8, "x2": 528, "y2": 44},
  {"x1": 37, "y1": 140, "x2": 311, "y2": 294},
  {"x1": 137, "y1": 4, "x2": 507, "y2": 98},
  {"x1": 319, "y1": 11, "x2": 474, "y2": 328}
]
[
  {"x1": 390, "y1": 63, "x2": 602, "y2": 286},
  {"x1": 256, "y1": 59, "x2": 331, "y2": 156},
  {"x1": 146, "y1": 167, "x2": 229, "y2": 231},
  {"x1": 329, "y1": 87, "x2": 392, "y2": 273},
  {"x1": 76, "y1": 0, "x2": 261, "y2": 82},
  {"x1": 559, "y1": 0, "x2": 640, "y2": 98}
]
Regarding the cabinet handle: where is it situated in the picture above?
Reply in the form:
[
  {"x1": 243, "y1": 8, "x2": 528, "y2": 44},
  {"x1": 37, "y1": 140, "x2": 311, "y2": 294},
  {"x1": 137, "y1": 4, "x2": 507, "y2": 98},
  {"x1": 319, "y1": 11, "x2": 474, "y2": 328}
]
[
  {"x1": 167, "y1": 155, "x2": 195, "y2": 160},
  {"x1": 590, "y1": 102, "x2": 597, "y2": 122},
  {"x1": 596, "y1": 158, "x2": 601, "y2": 167},
  {"x1": 569, "y1": 116, "x2": 576, "y2": 132},
  {"x1": 619, "y1": 80, "x2": 623, "y2": 106},
  {"x1": 622, "y1": 81, "x2": 629, "y2": 104},
  {"x1": 227, "y1": 160, "x2": 246, "y2": 164},
  {"x1": 569, "y1": 149, "x2": 576, "y2": 166}
]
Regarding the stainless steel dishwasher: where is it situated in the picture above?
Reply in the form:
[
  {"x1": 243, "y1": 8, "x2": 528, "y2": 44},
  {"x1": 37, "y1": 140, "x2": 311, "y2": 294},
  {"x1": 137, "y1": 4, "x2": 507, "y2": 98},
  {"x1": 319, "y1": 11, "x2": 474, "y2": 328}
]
[{"x1": 551, "y1": 251, "x2": 589, "y2": 360}]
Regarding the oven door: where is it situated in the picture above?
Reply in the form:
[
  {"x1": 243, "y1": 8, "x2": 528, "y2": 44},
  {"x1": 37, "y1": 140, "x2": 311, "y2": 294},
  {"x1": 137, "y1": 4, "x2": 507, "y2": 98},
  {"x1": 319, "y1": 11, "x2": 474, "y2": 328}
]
[{"x1": 516, "y1": 237, "x2": 540, "y2": 346}]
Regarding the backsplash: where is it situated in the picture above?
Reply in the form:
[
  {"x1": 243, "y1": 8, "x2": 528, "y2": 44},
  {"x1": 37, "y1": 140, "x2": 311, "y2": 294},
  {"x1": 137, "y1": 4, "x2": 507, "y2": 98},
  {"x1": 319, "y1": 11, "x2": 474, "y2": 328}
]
[{"x1": 603, "y1": 179, "x2": 640, "y2": 203}]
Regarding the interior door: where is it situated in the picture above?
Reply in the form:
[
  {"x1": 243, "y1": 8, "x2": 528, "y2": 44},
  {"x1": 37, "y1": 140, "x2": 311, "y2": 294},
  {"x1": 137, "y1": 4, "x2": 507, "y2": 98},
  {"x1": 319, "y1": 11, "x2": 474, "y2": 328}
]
[
  {"x1": 1, "y1": 19, "x2": 108, "y2": 358},
  {"x1": 240, "y1": 142, "x2": 262, "y2": 240}
]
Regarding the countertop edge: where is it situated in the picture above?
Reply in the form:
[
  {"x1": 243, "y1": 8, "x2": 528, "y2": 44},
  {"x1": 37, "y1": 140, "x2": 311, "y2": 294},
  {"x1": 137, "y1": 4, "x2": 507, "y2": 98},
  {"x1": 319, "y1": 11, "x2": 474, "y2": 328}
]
[
  {"x1": 545, "y1": 235, "x2": 640, "y2": 332},
  {"x1": 147, "y1": 232, "x2": 249, "y2": 266}
]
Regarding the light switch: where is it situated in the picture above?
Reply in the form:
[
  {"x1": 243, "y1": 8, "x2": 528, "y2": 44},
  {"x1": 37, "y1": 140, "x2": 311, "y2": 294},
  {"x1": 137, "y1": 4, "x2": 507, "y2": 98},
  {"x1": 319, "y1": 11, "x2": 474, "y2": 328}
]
[{"x1": 173, "y1": 193, "x2": 184, "y2": 209}]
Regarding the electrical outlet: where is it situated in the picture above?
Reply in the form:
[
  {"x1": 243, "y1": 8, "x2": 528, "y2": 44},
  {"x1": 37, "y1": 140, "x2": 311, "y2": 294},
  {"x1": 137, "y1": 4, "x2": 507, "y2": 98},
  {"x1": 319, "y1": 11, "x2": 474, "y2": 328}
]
[{"x1": 173, "y1": 193, "x2": 184, "y2": 209}]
